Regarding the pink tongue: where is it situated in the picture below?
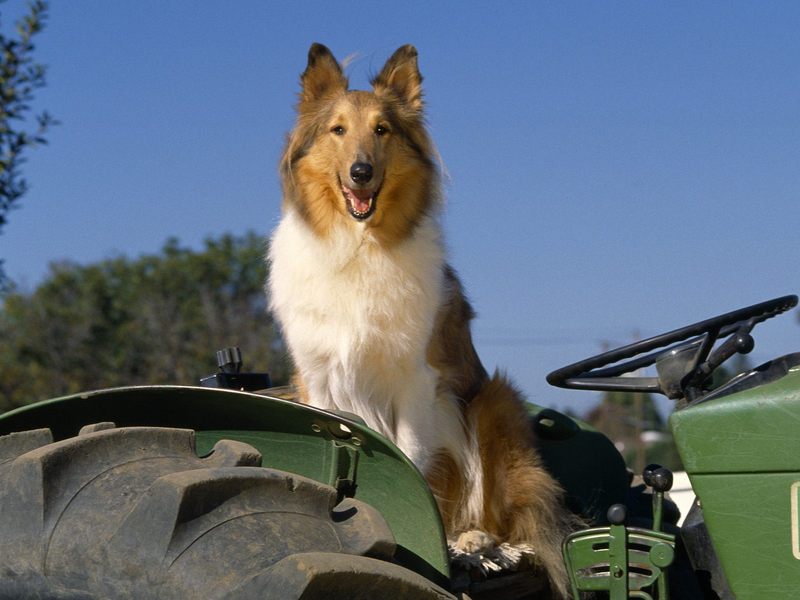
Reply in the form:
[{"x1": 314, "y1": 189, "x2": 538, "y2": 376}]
[
  {"x1": 348, "y1": 188, "x2": 372, "y2": 212},
  {"x1": 354, "y1": 198, "x2": 371, "y2": 213}
]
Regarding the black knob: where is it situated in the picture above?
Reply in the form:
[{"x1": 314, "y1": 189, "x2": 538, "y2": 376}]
[
  {"x1": 643, "y1": 463, "x2": 662, "y2": 488},
  {"x1": 734, "y1": 333, "x2": 755, "y2": 354},
  {"x1": 607, "y1": 504, "x2": 627, "y2": 525},
  {"x1": 216, "y1": 347, "x2": 242, "y2": 374},
  {"x1": 651, "y1": 467, "x2": 674, "y2": 493}
]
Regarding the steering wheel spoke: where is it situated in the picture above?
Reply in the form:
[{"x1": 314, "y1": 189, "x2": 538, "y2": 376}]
[{"x1": 563, "y1": 376, "x2": 662, "y2": 393}]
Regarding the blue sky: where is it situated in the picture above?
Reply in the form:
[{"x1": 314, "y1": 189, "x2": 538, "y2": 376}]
[{"x1": 2, "y1": 1, "x2": 799, "y2": 415}]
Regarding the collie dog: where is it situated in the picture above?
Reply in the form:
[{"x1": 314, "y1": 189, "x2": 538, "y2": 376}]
[{"x1": 268, "y1": 43, "x2": 576, "y2": 597}]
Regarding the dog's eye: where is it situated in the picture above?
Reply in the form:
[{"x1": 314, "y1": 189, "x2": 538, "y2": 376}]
[
  {"x1": 375, "y1": 124, "x2": 389, "y2": 136},
  {"x1": 331, "y1": 126, "x2": 345, "y2": 136}
]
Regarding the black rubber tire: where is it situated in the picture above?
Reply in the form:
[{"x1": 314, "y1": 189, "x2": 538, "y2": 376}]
[{"x1": 0, "y1": 424, "x2": 455, "y2": 599}]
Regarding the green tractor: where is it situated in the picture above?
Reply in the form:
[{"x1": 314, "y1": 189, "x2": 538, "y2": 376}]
[{"x1": 0, "y1": 294, "x2": 796, "y2": 599}]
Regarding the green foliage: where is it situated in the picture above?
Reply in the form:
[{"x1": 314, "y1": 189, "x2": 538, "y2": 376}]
[
  {"x1": 0, "y1": 232, "x2": 290, "y2": 411},
  {"x1": 0, "y1": 0, "x2": 56, "y2": 286},
  {"x1": 642, "y1": 435, "x2": 683, "y2": 472},
  {"x1": 585, "y1": 390, "x2": 663, "y2": 441},
  {"x1": 585, "y1": 390, "x2": 684, "y2": 473}
]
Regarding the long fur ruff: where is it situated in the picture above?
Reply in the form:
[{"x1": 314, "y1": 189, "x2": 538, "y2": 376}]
[{"x1": 267, "y1": 43, "x2": 578, "y2": 598}]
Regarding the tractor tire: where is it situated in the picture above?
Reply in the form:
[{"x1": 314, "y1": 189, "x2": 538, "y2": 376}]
[{"x1": 0, "y1": 424, "x2": 455, "y2": 599}]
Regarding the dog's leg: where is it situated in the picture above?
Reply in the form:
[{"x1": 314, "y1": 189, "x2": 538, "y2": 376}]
[
  {"x1": 392, "y1": 366, "x2": 463, "y2": 474},
  {"x1": 454, "y1": 529, "x2": 495, "y2": 554},
  {"x1": 464, "y1": 374, "x2": 580, "y2": 599}
]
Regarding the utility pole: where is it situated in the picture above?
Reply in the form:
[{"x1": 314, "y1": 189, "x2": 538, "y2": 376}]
[
  {"x1": 632, "y1": 329, "x2": 645, "y2": 474},
  {"x1": 633, "y1": 389, "x2": 645, "y2": 474}
]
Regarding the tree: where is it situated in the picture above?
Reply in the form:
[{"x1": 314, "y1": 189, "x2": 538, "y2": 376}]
[
  {"x1": 0, "y1": 0, "x2": 56, "y2": 287},
  {"x1": 584, "y1": 389, "x2": 678, "y2": 473},
  {"x1": 0, "y1": 232, "x2": 290, "y2": 410}
]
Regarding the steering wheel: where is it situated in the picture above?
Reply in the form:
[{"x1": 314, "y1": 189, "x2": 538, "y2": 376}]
[{"x1": 546, "y1": 295, "x2": 798, "y2": 401}]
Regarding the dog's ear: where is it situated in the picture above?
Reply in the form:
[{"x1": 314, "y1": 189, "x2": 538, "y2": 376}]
[
  {"x1": 300, "y1": 43, "x2": 348, "y2": 107},
  {"x1": 372, "y1": 45, "x2": 423, "y2": 112}
]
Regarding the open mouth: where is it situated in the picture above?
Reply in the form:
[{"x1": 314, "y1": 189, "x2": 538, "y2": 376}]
[{"x1": 341, "y1": 180, "x2": 379, "y2": 221}]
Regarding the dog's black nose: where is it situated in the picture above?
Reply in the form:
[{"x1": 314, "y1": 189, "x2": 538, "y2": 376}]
[{"x1": 350, "y1": 162, "x2": 373, "y2": 184}]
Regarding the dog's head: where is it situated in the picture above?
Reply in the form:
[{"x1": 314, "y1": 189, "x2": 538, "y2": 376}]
[{"x1": 281, "y1": 44, "x2": 438, "y2": 243}]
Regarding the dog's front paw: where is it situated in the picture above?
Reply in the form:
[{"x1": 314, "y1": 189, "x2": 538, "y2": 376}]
[{"x1": 454, "y1": 529, "x2": 496, "y2": 555}]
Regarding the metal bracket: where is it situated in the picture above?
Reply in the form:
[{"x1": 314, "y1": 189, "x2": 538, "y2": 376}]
[
  {"x1": 311, "y1": 418, "x2": 364, "y2": 502},
  {"x1": 329, "y1": 441, "x2": 359, "y2": 502}
]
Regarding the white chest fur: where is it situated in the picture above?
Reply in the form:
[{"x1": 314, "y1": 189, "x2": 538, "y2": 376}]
[{"x1": 267, "y1": 209, "x2": 460, "y2": 471}]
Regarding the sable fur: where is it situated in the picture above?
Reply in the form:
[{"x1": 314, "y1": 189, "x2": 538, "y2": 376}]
[{"x1": 268, "y1": 43, "x2": 578, "y2": 597}]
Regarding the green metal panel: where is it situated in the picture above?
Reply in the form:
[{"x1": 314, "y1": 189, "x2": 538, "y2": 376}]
[
  {"x1": 671, "y1": 368, "x2": 800, "y2": 473},
  {"x1": 670, "y1": 365, "x2": 800, "y2": 598},
  {"x1": 689, "y1": 473, "x2": 800, "y2": 599},
  {"x1": 0, "y1": 386, "x2": 449, "y2": 588}
]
